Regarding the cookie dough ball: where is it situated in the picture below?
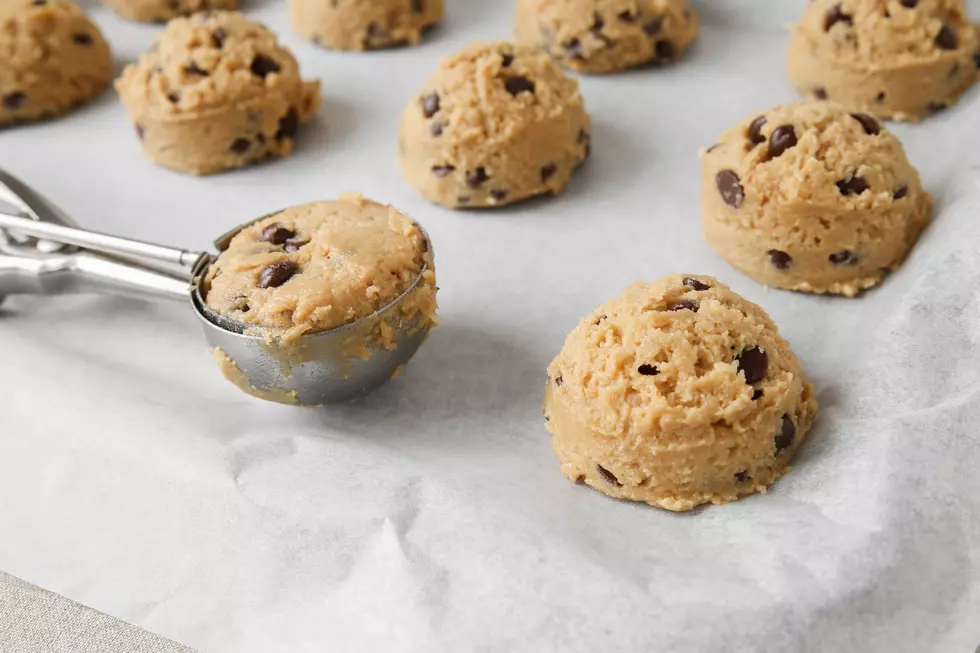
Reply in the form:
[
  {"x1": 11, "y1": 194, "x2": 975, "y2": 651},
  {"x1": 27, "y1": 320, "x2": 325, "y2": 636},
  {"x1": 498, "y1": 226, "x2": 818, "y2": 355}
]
[
  {"x1": 515, "y1": 0, "x2": 698, "y2": 73},
  {"x1": 545, "y1": 275, "x2": 818, "y2": 511},
  {"x1": 115, "y1": 12, "x2": 320, "y2": 175},
  {"x1": 290, "y1": 0, "x2": 443, "y2": 51},
  {"x1": 100, "y1": 0, "x2": 235, "y2": 23},
  {"x1": 700, "y1": 101, "x2": 931, "y2": 296},
  {"x1": 787, "y1": 0, "x2": 979, "y2": 121},
  {"x1": 202, "y1": 195, "x2": 437, "y2": 343},
  {"x1": 0, "y1": 0, "x2": 113, "y2": 125},
  {"x1": 397, "y1": 42, "x2": 591, "y2": 209}
]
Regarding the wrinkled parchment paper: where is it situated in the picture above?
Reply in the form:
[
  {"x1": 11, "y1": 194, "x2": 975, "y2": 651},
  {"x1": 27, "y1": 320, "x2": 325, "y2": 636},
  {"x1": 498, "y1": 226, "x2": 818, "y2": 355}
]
[{"x1": 1, "y1": 1, "x2": 979, "y2": 651}]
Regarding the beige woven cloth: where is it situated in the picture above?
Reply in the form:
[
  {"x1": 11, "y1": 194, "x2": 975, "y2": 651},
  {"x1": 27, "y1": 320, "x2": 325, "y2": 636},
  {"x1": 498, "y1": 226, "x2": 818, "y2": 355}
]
[{"x1": 0, "y1": 571, "x2": 195, "y2": 653}]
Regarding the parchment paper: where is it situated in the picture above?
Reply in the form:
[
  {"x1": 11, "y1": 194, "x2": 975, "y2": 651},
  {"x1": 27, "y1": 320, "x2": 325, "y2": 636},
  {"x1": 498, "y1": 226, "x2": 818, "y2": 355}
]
[{"x1": 1, "y1": 1, "x2": 979, "y2": 651}]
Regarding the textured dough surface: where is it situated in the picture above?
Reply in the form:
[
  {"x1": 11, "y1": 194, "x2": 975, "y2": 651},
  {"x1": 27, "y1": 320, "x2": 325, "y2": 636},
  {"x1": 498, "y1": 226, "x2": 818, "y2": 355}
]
[
  {"x1": 544, "y1": 274, "x2": 818, "y2": 512},
  {"x1": 290, "y1": 0, "x2": 443, "y2": 51},
  {"x1": 514, "y1": 0, "x2": 698, "y2": 73},
  {"x1": 398, "y1": 41, "x2": 591, "y2": 209},
  {"x1": 115, "y1": 11, "x2": 320, "y2": 175},
  {"x1": 787, "y1": 0, "x2": 979, "y2": 121},
  {"x1": 203, "y1": 195, "x2": 437, "y2": 343},
  {"x1": 100, "y1": 0, "x2": 235, "y2": 23},
  {"x1": 0, "y1": 0, "x2": 113, "y2": 125},
  {"x1": 700, "y1": 101, "x2": 931, "y2": 296}
]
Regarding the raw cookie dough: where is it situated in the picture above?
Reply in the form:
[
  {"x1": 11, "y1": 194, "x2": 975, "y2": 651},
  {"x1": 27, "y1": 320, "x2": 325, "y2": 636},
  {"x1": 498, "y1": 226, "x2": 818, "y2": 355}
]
[
  {"x1": 787, "y1": 0, "x2": 979, "y2": 121},
  {"x1": 700, "y1": 101, "x2": 931, "y2": 296},
  {"x1": 115, "y1": 11, "x2": 320, "y2": 175},
  {"x1": 290, "y1": 0, "x2": 443, "y2": 51},
  {"x1": 202, "y1": 195, "x2": 438, "y2": 344},
  {"x1": 0, "y1": 0, "x2": 113, "y2": 125},
  {"x1": 397, "y1": 42, "x2": 591, "y2": 209},
  {"x1": 100, "y1": 0, "x2": 235, "y2": 23},
  {"x1": 544, "y1": 274, "x2": 818, "y2": 512},
  {"x1": 514, "y1": 0, "x2": 698, "y2": 73}
]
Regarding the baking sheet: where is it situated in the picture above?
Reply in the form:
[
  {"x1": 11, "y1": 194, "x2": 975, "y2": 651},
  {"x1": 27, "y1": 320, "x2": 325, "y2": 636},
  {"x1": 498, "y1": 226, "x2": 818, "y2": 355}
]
[{"x1": 2, "y1": 1, "x2": 980, "y2": 651}]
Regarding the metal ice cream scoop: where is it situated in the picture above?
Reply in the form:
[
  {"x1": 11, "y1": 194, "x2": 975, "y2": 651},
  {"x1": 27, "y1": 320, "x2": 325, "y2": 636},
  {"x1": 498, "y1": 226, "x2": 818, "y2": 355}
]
[{"x1": 0, "y1": 168, "x2": 433, "y2": 406}]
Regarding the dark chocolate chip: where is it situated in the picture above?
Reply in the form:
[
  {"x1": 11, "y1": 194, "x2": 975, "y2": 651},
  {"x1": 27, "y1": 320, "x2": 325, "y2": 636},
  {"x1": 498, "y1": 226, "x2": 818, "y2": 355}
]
[
  {"x1": 411, "y1": 0, "x2": 423, "y2": 12},
  {"x1": 590, "y1": 12, "x2": 605, "y2": 36},
  {"x1": 774, "y1": 416, "x2": 796, "y2": 453},
  {"x1": 564, "y1": 38, "x2": 585, "y2": 59},
  {"x1": 837, "y1": 174, "x2": 869, "y2": 196},
  {"x1": 829, "y1": 250, "x2": 858, "y2": 265},
  {"x1": 814, "y1": 87, "x2": 828, "y2": 100},
  {"x1": 618, "y1": 10, "x2": 637, "y2": 22},
  {"x1": 4, "y1": 91, "x2": 26, "y2": 110},
  {"x1": 420, "y1": 92, "x2": 439, "y2": 118},
  {"x1": 643, "y1": 16, "x2": 664, "y2": 36},
  {"x1": 261, "y1": 223, "x2": 295, "y2": 244},
  {"x1": 683, "y1": 277, "x2": 711, "y2": 291},
  {"x1": 851, "y1": 113, "x2": 880, "y2": 135},
  {"x1": 457, "y1": 196, "x2": 471, "y2": 205},
  {"x1": 748, "y1": 115, "x2": 767, "y2": 145},
  {"x1": 500, "y1": 52, "x2": 514, "y2": 67},
  {"x1": 230, "y1": 138, "x2": 251, "y2": 154},
  {"x1": 926, "y1": 101, "x2": 947, "y2": 114},
  {"x1": 596, "y1": 464, "x2": 622, "y2": 487},
  {"x1": 735, "y1": 471, "x2": 750, "y2": 483},
  {"x1": 490, "y1": 189, "x2": 508, "y2": 202},
  {"x1": 258, "y1": 260, "x2": 297, "y2": 288},
  {"x1": 166, "y1": 91, "x2": 180, "y2": 103},
  {"x1": 466, "y1": 167, "x2": 489, "y2": 188},
  {"x1": 504, "y1": 76, "x2": 535, "y2": 96},
  {"x1": 431, "y1": 164, "x2": 455, "y2": 177},
  {"x1": 275, "y1": 109, "x2": 299, "y2": 141},
  {"x1": 876, "y1": 91, "x2": 886, "y2": 103},
  {"x1": 540, "y1": 163, "x2": 557, "y2": 182},
  {"x1": 768, "y1": 125, "x2": 798, "y2": 159},
  {"x1": 893, "y1": 185, "x2": 908, "y2": 199},
  {"x1": 768, "y1": 249, "x2": 793, "y2": 270},
  {"x1": 31, "y1": 0, "x2": 46, "y2": 5},
  {"x1": 752, "y1": 388, "x2": 764, "y2": 401},
  {"x1": 899, "y1": 0, "x2": 917, "y2": 6},
  {"x1": 637, "y1": 364, "x2": 659, "y2": 376},
  {"x1": 716, "y1": 170, "x2": 744, "y2": 208},
  {"x1": 135, "y1": 123, "x2": 145, "y2": 140},
  {"x1": 284, "y1": 239, "x2": 308, "y2": 253},
  {"x1": 654, "y1": 40, "x2": 675, "y2": 60},
  {"x1": 735, "y1": 347, "x2": 768, "y2": 384},
  {"x1": 250, "y1": 55, "x2": 280, "y2": 77},
  {"x1": 184, "y1": 62, "x2": 208, "y2": 76},
  {"x1": 212, "y1": 28, "x2": 227, "y2": 48},
  {"x1": 72, "y1": 33, "x2": 93, "y2": 45},
  {"x1": 935, "y1": 25, "x2": 957, "y2": 50},
  {"x1": 824, "y1": 4, "x2": 853, "y2": 31},
  {"x1": 705, "y1": 143, "x2": 722, "y2": 153},
  {"x1": 974, "y1": 52, "x2": 980, "y2": 69},
  {"x1": 365, "y1": 22, "x2": 387, "y2": 39},
  {"x1": 430, "y1": 121, "x2": 446, "y2": 137},
  {"x1": 668, "y1": 299, "x2": 699, "y2": 313},
  {"x1": 555, "y1": 374, "x2": 563, "y2": 386}
]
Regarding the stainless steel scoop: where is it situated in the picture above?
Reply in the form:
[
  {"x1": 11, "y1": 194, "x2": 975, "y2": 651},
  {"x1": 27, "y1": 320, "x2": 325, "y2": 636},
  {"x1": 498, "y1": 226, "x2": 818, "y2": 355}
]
[{"x1": 0, "y1": 168, "x2": 433, "y2": 406}]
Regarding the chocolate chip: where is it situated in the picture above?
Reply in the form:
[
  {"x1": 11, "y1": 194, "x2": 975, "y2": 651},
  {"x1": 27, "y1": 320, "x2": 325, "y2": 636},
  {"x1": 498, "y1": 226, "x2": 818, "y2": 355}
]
[
  {"x1": 734, "y1": 471, "x2": 750, "y2": 483},
  {"x1": 654, "y1": 40, "x2": 675, "y2": 60},
  {"x1": 431, "y1": 164, "x2": 455, "y2": 177},
  {"x1": 212, "y1": 28, "x2": 226, "y2": 48},
  {"x1": 261, "y1": 223, "x2": 295, "y2": 244},
  {"x1": 618, "y1": 10, "x2": 637, "y2": 22},
  {"x1": 752, "y1": 388, "x2": 764, "y2": 400},
  {"x1": 768, "y1": 125, "x2": 797, "y2": 159},
  {"x1": 774, "y1": 416, "x2": 796, "y2": 453},
  {"x1": 814, "y1": 87, "x2": 828, "y2": 100},
  {"x1": 829, "y1": 250, "x2": 858, "y2": 265},
  {"x1": 466, "y1": 167, "x2": 489, "y2": 188},
  {"x1": 540, "y1": 163, "x2": 557, "y2": 182},
  {"x1": 876, "y1": 91, "x2": 886, "y2": 103},
  {"x1": 590, "y1": 12, "x2": 605, "y2": 36},
  {"x1": 824, "y1": 4, "x2": 853, "y2": 31},
  {"x1": 365, "y1": 22, "x2": 387, "y2": 39},
  {"x1": 596, "y1": 464, "x2": 622, "y2": 487},
  {"x1": 637, "y1": 364, "x2": 659, "y2": 376},
  {"x1": 4, "y1": 91, "x2": 26, "y2": 110},
  {"x1": 504, "y1": 76, "x2": 535, "y2": 96},
  {"x1": 184, "y1": 62, "x2": 208, "y2": 76},
  {"x1": 258, "y1": 260, "x2": 297, "y2": 288},
  {"x1": 748, "y1": 116, "x2": 767, "y2": 145},
  {"x1": 411, "y1": 0, "x2": 423, "y2": 12},
  {"x1": 851, "y1": 113, "x2": 880, "y2": 135},
  {"x1": 926, "y1": 101, "x2": 947, "y2": 114},
  {"x1": 768, "y1": 249, "x2": 793, "y2": 270},
  {"x1": 935, "y1": 25, "x2": 957, "y2": 50},
  {"x1": 230, "y1": 138, "x2": 250, "y2": 154},
  {"x1": 250, "y1": 55, "x2": 280, "y2": 77},
  {"x1": 135, "y1": 124, "x2": 145, "y2": 140},
  {"x1": 974, "y1": 52, "x2": 980, "y2": 69},
  {"x1": 564, "y1": 39, "x2": 585, "y2": 59},
  {"x1": 683, "y1": 277, "x2": 711, "y2": 291},
  {"x1": 705, "y1": 143, "x2": 722, "y2": 153},
  {"x1": 735, "y1": 347, "x2": 768, "y2": 384},
  {"x1": 716, "y1": 170, "x2": 744, "y2": 208},
  {"x1": 30, "y1": 0, "x2": 46, "y2": 5},
  {"x1": 490, "y1": 189, "x2": 508, "y2": 202},
  {"x1": 899, "y1": 0, "x2": 917, "y2": 6},
  {"x1": 430, "y1": 121, "x2": 446, "y2": 137},
  {"x1": 643, "y1": 16, "x2": 663, "y2": 36},
  {"x1": 500, "y1": 52, "x2": 514, "y2": 67},
  {"x1": 555, "y1": 374, "x2": 563, "y2": 386},
  {"x1": 893, "y1": 185, "x2": 908, "y2": 199},
  {"x1": 284, "y1": 239, "x2": 307, "y2": 253},
  {"x1": 837, "y1": 174, "x2": 869, "y2": 196},
  {"x1": 949, "y1": 62, "x2": 961, "y2": 78},
  {"x1": 420, "y1": 92, "x2": 439, "y2": 118},
  {"x1": 275, "y1": 109, "x2": 299, "y2": 141},
  {"x1": 72, "y1": 33, "x2": 93, "y2": 45},
  {"x1": 457, "y1": 196, "x2": 471, "y2": 205},
  {"x1": 166, "y1": 91, "x2": 180, "y2": 103},
  {"x1": 668, "y1": 299, "x2": 699, "y2": 312}
]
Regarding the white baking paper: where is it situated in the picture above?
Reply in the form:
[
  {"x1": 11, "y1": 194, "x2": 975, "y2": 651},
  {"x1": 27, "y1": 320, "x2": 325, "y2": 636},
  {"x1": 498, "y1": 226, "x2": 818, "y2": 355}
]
[{"x1": 1, "y1": 1, "x2": 979, "y2": 651}]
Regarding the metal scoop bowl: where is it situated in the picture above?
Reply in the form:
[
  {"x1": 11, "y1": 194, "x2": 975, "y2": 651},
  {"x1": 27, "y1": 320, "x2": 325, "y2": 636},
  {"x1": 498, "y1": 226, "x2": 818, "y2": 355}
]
[{"x1": 0, "y1": 168, "x2": 433, "y2": 406}]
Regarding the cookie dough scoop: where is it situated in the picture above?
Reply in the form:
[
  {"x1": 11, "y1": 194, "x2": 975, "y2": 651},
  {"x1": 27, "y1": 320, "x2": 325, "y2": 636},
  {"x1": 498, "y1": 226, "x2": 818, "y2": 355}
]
[
  {"x1": 290, "y1": 0, "x2": 444, "y2": 50},
  {"x1": 0, "y1": 169, "x2": 437, "y2": 406},
  {"x1": 544, "y1": 274, "x2": 818, "y2": 511}
]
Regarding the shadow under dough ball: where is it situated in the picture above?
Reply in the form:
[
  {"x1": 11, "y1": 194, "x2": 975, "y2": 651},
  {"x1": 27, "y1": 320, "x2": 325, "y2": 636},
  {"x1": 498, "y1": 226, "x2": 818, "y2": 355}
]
[
  {"x1": 514, "y1": 0, "x2": 698, "y2": 73},
  {"x1": 787, "y1": 0, "x2": 979, "y2": 121},
  {"x1": 0, "y1": 0, "x2": 113, "y2": 125},
  {"x1": 397, "y1": 42, "x2": 591, "y2": 209},
  {"x1": 115, "y1": 11, "x2": 320, "y2": 176},
  {"x1": 544, "y1": 274, "x2": 818, "y2": 512},
  {"x1": 99, "y1": 0, "x2": 235, "y2": 24},
  {"x1": 701, "y1": 100, "x2": 931, "y2": 297},
  {"x1": 290, "y1": 0, "x2": 444, "y2": 51}
]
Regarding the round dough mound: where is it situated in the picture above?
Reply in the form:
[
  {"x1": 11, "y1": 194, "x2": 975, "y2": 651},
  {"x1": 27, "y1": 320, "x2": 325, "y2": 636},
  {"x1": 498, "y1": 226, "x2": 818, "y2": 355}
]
[
  {"x1": 700, "y1": 101, "x2": 931, "y2": 297},
  {"x1": 115, "y1": 11, "x2": 320, "y2": 175},
  {"x1": 0, "y1": 0, "x2": 113, "y2": 125},
  {"x1": 100, "y1": 0, "x2": 235, "y2": 24},
  {"x1": 290, "y1": 0, "x2": 443, "y2": 51},
  {"x1": 203, "y1": 195, "x2": 437, "y2": 342},
  {"x1": 515, "y1": 0, "x2": 698, "y2": 73},
  {"x1": 787, "y1": 0, "x2": 979, "y2": 121},
  {"x1": 544, "y1": 274, "x2": 818, "y2": 512},
  {"x1": 397, "y1": 42, "x2": 591, "y2": 209}
]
